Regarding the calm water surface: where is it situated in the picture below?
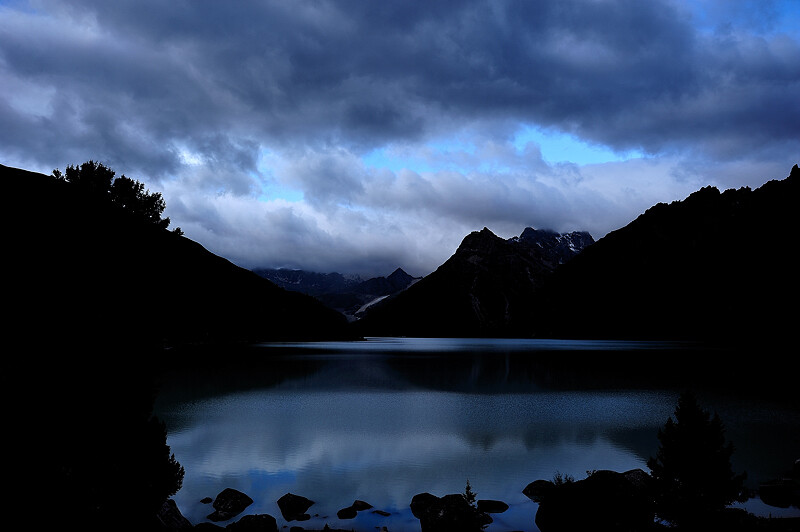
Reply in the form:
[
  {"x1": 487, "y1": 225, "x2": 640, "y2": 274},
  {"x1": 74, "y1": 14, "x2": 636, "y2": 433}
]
[{"x1": 153, "y1": 338, "x2": 799, "y2": 531}]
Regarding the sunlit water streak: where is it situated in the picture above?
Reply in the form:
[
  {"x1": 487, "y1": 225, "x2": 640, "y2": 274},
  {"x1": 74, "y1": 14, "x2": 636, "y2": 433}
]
[{"x1": 154, "y1": 338, "x2": 799, "y2": 531}]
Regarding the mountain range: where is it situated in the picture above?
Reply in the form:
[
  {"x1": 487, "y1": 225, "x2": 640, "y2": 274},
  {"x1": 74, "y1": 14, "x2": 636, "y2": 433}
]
[
  {"x1": 353, "y1": 164, "x2": 798, "y2": 343},
  {"x1": 252, "y1": 267, "x2": 420, "y2": 320},
  {"x1": 351, "y1": 227, "x2": 594, "y2": 337},
  {"x1": 6, "y1": 161, "x2": 798, "y2": 346},
  {"x1": 529, "y1": 164, "x2": 799, "y2": 344}
]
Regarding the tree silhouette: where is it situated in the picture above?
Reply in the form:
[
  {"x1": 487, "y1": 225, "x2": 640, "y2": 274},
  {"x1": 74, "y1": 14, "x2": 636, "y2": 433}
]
[
  {"x1": 110, "y1": 175, "x2": 170, "y2": 229},
  {"x1": 463, "y1": 479, "x2": 477, "y2": 508},
  {"x1": 57, "y1": 160, "x2": 115, "y2": 198},
  {"x1": 137, "y1": 416, "x2": 186, "y2": 515},
  {"x1": 42, "y1": 363, "x2": 186, "y2": 532},
  {"x1": 647, "y1": 391, "x2": 747, "y2": 527},
  {"x1": 53, "y1": 160, "x2": 176, "y2": 232}
]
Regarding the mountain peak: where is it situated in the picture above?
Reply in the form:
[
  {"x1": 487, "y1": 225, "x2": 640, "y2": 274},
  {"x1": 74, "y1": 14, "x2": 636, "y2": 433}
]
[
  {"x1": 455, "y1": 227, "x2": 507, "y2": 257},
  {"x1": 519, "y1": 227, "x2": 558, "y2": 238},
  {"x1": 354, "y1": 224, "x2": 595, "y2": 337},
  {"x1": 514, "y1": 227, "x2": 595, "y2": 263},
  {"x1": 388, "y1": 267, "x2": 412, "y2": 281},
  {"x1": 462, "y1": 227, "x2": 499, "y2": 242}
]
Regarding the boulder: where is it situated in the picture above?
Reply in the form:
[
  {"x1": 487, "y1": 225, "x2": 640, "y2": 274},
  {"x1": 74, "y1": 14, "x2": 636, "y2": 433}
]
[
  {"x1": 351, "y1": 500, "x2": 373, "y2": 511},
  {"x1": 226, "y1": 514, "x2": 279, "y2": 532},
  {"x1": 207, "y1": 488, "x2": 254, "y2": 522},
  {"x1": 477, "y1": 499, "x2": 509, "y2": 513},
  {"x1": 336, "y1": 506, "x2": 357, "y2": 519},
  {"x1": 523, "y1": 479, "x2": 556, "y2": 503},
  {"x1": 527, "y1": 469, "x2": 654, "y2": 532},
  {"x1": 410, "y1": 492, "x2": 439, "y2": 517},
  {"x1": 410, "y1": 492, "x2": 491, "y2": 532},
  {"x1": 277, "y1": 493, "x2": 314, "y2": 522}
]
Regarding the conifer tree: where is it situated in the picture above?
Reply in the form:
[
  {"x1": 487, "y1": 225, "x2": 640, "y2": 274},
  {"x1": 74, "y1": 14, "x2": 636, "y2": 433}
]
[{"x1": 647, "y1": 391, "x2": 747, "y2": 526}]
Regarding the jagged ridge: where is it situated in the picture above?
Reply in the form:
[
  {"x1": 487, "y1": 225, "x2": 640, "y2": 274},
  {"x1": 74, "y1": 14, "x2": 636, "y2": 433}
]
[{"x1": 532, "y1": 164, "x2": 800, "y2": 342}]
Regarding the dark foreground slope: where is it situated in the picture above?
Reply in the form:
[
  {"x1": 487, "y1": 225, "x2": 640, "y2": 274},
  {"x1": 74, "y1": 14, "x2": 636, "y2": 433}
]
[
  {"x1": 352, "y1": 227, "x2": 594, "y2": 337},
  {"x1": 532, "y1": 164, "x2": 800, "y2": 344},
  {"x1": 4, "y1": 163, "x2": 350, "y2": 349}
]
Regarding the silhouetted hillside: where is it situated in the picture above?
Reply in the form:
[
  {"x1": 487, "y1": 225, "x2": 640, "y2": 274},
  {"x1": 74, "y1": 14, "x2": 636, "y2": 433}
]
[
  {"x1": 352, "y1": 227, "x2": 594, "y2": 337},
  {"x1": 532, "y1": 164, "x2": 800, "y2": 343},
  {"x1": 4, "y1": 163, "x2": 351, "y2": 350}
]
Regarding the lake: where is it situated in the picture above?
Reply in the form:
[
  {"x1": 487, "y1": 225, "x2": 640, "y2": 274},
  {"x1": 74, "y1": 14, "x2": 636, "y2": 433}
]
[{"x1": 153, "y1": 337, "x2": 800, "y2": 531}]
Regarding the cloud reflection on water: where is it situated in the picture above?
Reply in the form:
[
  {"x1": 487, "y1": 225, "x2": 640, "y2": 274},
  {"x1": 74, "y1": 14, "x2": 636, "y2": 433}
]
[
  {"x1": 162, "y1": 384, "x2": 672, "y2": 529},
  {"x1": 154, "y1": 339, "x2": 800, "y2": 529}
]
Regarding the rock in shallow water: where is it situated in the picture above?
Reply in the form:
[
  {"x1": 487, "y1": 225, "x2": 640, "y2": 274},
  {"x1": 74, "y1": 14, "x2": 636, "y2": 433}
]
[
  {"x1": 477, "y1": 499, "x2": 509, "y2": 513},
  {"x1": 277, "y1": 492, "x2": 315, "y2": 522},
  {"x1": 337, "y1": 499, "x2": 374, "y2": 519},
  {"x1": 206, "y1": 488, "x2": 254, "y2": 522}
]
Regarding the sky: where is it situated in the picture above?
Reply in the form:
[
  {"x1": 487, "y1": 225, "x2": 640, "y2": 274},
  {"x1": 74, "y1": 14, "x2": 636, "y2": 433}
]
[{"x1": 2, "y1": 0, "x2": 798, "y2": 278}]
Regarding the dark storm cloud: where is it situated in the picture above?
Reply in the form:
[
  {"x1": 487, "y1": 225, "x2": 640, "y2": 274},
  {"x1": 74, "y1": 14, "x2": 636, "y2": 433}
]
[
  {"x1": 2, "y1": 0, "x2": 798, "y2": 275},
  {"x1": 5, "y1": 0, "x2": 796, "y2": 164}
]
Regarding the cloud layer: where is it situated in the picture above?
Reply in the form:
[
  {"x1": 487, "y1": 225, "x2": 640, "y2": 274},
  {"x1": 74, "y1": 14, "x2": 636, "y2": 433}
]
[{"x1": 2, "y1": 0, "x2": 798, "y2": 276}]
